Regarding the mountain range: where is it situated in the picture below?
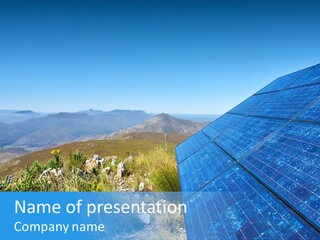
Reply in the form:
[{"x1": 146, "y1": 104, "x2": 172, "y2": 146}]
[{"x1": 0, "y1": 110, "x2": 151, "y2": 149}]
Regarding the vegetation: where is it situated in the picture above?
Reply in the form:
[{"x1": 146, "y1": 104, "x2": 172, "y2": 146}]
[
  {"x1": 0, "y1": 132, "x2": 187, "y2": 179},
  {"x1": 0, "y1": 146, "x2": 181, "y2": 192}
]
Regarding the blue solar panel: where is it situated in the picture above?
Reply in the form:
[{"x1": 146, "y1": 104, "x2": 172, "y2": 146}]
[
  {"x1": 228, "y1": 92, "x2": 276, "y2": 115},
  {"x1": 214, "y1": 117, "x2": 286, "y2": 159},
  {"x1": 298, "y1": 99, "x2": 320, "y2": 122},
  {"x1": 289, "y1": 64, "x2": 320, "y2": 88},
  {"x1": 176, "y1": 64, "x2": 320, "y2": 238},
  {"x1": 252, "y1": 84, "x2": 320, "y2": 119},
  {"x1": 185, "y1": 166, "x2": 318, "y2": 240},
  {"x1": 241, "y1": 122, "x2": 320, "y2": 229},
  {"x1": 176, "y1": 131, "x2": 211, "y2": 163},
  {"x1": 202, "y1": 114, "x2": 243, "y2": 140},
  {"x1": 179, "y1": 141, "x2": 234, "y2": 198},
  {"x1": 256, "y1": 67, "x2": 311, "y2": 94}
]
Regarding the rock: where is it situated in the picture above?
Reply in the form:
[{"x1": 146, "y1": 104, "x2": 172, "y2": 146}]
[
  {"x1": 85, "y1": 159, "x2": 96, "y2": 173},
  {"x1": 93, "y1": 154, "x2": 101, "y2": 161},
  {"x1": 116, "y1": 162, "x2": 126, "y2": 178},
  {"x1": 57, "y1": 169, "x2": 63, "y2": 176},
  {"x1": 139, "y1": 182, "x2": 145, "y2": 191},
  {"x1": 138, "y1": 213, "x2": 151, "y2": 224}
]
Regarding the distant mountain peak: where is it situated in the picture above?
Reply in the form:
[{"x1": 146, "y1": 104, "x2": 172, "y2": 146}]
[
  {"x1": 13, "y1": 110, "x2": 37, "y2": 115},
  {"x1": 111, "y1": 113, "x2": 207, "y2": 136}
]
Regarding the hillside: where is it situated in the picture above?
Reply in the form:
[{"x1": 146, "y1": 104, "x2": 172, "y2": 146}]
[
  {"x1": 0, "y1": 132, "x2": 188, "y2": 179},
  {"x1": 105, "y1": 113, "x2": 207, "y2": 138}
]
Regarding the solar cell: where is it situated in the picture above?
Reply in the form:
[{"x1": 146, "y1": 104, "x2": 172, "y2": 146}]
[
  {"x1": 202, "y1": 114, "x2": 244, "y2": 140},
  {"x1": 228, "y1": 92, "x2": 276, "y2": 115},
  {"x1": 289, "y1": 64, "x2": 320, "y2": 88},
  {"x1": 241, "y1": 121, "x2": 320, "y2": 229},
  {"x1": 176, "y1": 131, "x2": 211, "y2": 163},
  {"x1": 252, "y1": 84, "x2": 320, "y2": 119},
  {"x1": 184, "y1": 166, "x2": 318, "y2": 239},
  {"x1": 298, "y1": 99, "x2": 320, "y2": 122},
  {"x1": 179, "y1": 141, "x2": 234, "y2": 198},
  {"x1": 214, "y1": 117, "x2": 286, "y2": 159},
  {"x1": 256, "y1": 67, "x2": 311, "y2": 94}
]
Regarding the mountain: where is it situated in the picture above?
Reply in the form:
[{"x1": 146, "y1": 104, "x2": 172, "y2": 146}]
[
  {"x1": 107, "y1": 113, "x2": 208, "y2": 137},
  {"x1": 0, "y1": 110, "x2": 151, "y2": 149},
  {"x1": 13, "y1": 110, "x2": 38, "y2": 115},
  {"x1": 0, "y1": 109, "x2": 47, "y2": 124},
  {"x1": 77, "y1": 109, "x2": 104, "y2": 115}
]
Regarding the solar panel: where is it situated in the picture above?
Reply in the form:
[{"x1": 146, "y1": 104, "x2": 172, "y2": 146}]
[
  {"x1": 179, "y1": 141, "x2": 234, "y2": 198},
  {"x1": 176, "y1": 131, "x2": 211, "y2": 163},
  {"x1": 241, "y1": 121, "x2": 320, "y2": 229},
  {"x1": 252, "y1": 84, "x2": 320, "y2": 119},
  {"x1": 228, "y1": 92, "x2": 276, "y2": 115},
  {"x1": 176, "y1": 64, "x2": 320, "y2": 238},
  {"x1": 185, "y1": 166, "x2": 318, "y2": 240},
  {"x1": 298, "y1": 99, "x2": 320, "y2": 122},
  {"x1": 202, "y1": 113, "x2": 243, "y2": 140},
  {"x1": 214, "y1": 117, "x2": 286, "y2": 159},
  {"x1": 289, "y1": 64, "x2": 320, "y2": 88},
  {"x1": 256, "y1": 67, "x2": 311, "y2": 94}
]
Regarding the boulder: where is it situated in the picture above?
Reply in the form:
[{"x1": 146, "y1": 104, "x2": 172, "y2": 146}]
[
  {"x1": 116, "y1": 162, "x2": 126, "y2": 178},
  {"x1": 139, "y1": 182, "x2": 145, "y2": 191}
]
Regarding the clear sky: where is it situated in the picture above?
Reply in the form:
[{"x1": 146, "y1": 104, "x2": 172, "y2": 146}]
[{"x1": 1, "y1": 0, "x2": 320, "y2": 114}]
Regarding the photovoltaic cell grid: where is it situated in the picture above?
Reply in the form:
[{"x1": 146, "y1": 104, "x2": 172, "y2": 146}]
[
  {"x1": 252, "y1": 84, "x2": 320, "y2": 119},
  {"x1": 214, "y1": 117, "x2": 286, "y2": 159},
  {"x1": 176, "y1": 64, "x2": 320, "y2": 238},
  {"x1": 179, "y1": 141, "x2": 234, "y2": 199},
  {"x1": 185, "y1": 167, "x2": 318, "y2": 240},
  {"x1": 228, "y1": 92, "x2": 276, "y2": 115},
  {"x1": 241, "y1": 122, "x2": 320, "y2": 229},
  {"x1": 298, "y1": 99, "x2": 320, "y2": 122},
  {"x1": 175, "y1": 131, "x2": 211, "y2": 163},
  {"x1": 202, "y1": 113, "x2": 243, "y2": 139},
  {"x1": 256, "y1": 67, "x2": 311, "y2": 94}
]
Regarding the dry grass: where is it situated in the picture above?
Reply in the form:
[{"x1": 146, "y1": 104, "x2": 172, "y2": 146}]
[{"x1": 0, "y1": 132, "x2": 187, "y2": 181}]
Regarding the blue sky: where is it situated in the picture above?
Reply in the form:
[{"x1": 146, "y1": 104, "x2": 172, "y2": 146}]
[{"x1": 1, "y1": 0, "x2": 320, "y2": 114}]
